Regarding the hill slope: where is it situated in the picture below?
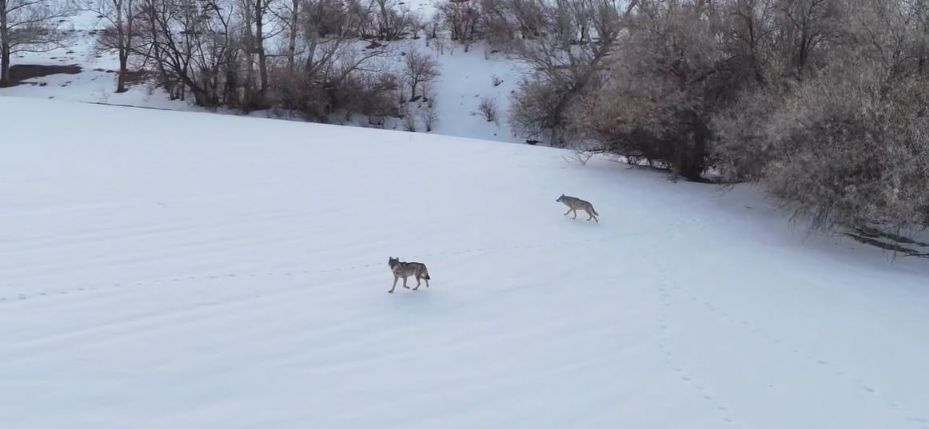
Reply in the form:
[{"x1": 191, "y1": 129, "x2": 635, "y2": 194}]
[
  {"x1": 0, "y1": 9, "x2": 525, "y2": 143},
  {"x1": 2, "y1": 97, "x2": 928, "y2": 429}
]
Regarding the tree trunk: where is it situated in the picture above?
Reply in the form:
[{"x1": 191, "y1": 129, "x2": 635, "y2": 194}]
[
  {"x1": 243, "y1": 1, "x2": 255, "y2": 106},
  {"x1": 0, "y1": 4, "x2": 10, "y2": 87},
  {"x1": 255, "y1": 0, "x2": 267, "y2": 102},
  {"x1": 116, "y1": 0, "x2": 133, "y2": 93},
  {"x1": 116, "y1": 52, "x2": 129, "y2": 92},
  {"x1": 0, "y1": 42, "x2": 10, "y2": 87},
  {"x1": 287, "y1": 0, "x2": 298, "y2": 72},
  {"x1": 679, "y1": 117, "x2": 708, "y2": 182}
]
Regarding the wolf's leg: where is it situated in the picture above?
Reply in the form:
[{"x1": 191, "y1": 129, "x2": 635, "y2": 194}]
[
  {"x1": 572, "y1": 209, "x2": 577, "y2": 219},
  {"x1": 563, "y1": 207, "x2": 571, "y2": 216},
  {"x1": 425, "y1": 278, "x2": 430, "y2": 288},
  {"x1": 402, "y1": 277, "x2": 409, "y2": 289},
  {"x1": 414, "y1": 276, "x2": 421, "y2": 291},
  {"x1": 389, "y1": 276, "x2": 398, "y2": 293}
]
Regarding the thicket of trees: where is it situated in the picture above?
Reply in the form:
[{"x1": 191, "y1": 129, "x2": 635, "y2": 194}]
[
  {"x1": 77, "y1": 0, "x2": 439, "y2": 123},
  {"x1": 499, "y1": 0, "x2": 929, "y2": 233}
]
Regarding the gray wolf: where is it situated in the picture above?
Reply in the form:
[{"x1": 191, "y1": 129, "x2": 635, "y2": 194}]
[
  {"x1": 387, "y1": 257, "x2": 431, "y2": 293},
  {"x1": 556, "y1": 194, "x2": 599, "y2": 222}
]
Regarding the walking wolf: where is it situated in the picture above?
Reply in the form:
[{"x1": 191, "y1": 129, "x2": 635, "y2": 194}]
[
  {"x1": 387, "y1": 257, "x2": 431, "y2": 293},
  {"x1": 556, "y1": 194, "x2": 599, "y2": 222}
]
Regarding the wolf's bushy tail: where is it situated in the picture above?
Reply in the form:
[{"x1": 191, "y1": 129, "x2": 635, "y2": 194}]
[
  {"x1": 423, "y1": 268, "x2": 431, "y2": 280},
  {"x1": 591, "y1": 205, "x2": 599, "y2": 216}
]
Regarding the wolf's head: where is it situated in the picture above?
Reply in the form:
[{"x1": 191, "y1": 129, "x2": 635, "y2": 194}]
[
  {"x1": 388, "y1": 257, "x2": 399, "y2": 268},
  {"x1": 556, "y1": 194, "x2": 565, "y2": 203}
]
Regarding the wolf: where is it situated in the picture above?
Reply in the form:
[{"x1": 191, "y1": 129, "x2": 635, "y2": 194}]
[
  {"x1": 556, "y1": 194, "x2": 599, "y2": 222},
  {"x1": 387, "y1": 257, "x2": 431, "y2": 293}
]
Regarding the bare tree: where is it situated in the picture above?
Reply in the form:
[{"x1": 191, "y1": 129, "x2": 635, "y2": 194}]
[
  {"x1": 271, "y1": 0, "x2": 361, "y2": 73},
  {"x1": 0, "y1": 0, "x2": 71, "y2": 86},
  {"x1": 270, "y1": 0, "x2": 398, "y2": 121},
  {"x1": 84, "y1": 0, "x2": 137, "y2": 92},
  {"x1": 403, "y1": 47, "x2": 438, "y2": 101},
  {"x1": 772, "y1": 0, "x2": 843, "y2": 77},
  {"x1": 271, "y1": 0, "x2": 299, "y2": 71},
  {"x1": 509, "y1": 0, "x2": 637, "y2": 146},
  {"x1": 238, "y1": 0, "x2": 280, "y2": 107},
  {"x1": 134, "y1": 0, "x2": 236, "y2": 105},
  {"x1": 579, "y1": 0, "x2": 735, "y2": 180},
  {"x1": 747, "y1": 0, "x2": 929, "y2": 230},
  {"x1": 438, "y1": 0, "x2": 480, "y2": 41}
]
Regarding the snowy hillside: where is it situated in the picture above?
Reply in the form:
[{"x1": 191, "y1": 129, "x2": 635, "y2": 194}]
[
  {"x1": 2, "y1": 96, "x2": 929, "y2": 429},
  {"x1": 0, "y1": 5, "x2": 527, "y2": 143}
]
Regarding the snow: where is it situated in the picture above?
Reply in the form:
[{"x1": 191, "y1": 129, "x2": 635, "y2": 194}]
[
  {"x1": 426, "y1": 42, "x2": 524, "y2": 142},
  {"x1": 2, "y1": 96, "x2": 929, "y2": 429}
]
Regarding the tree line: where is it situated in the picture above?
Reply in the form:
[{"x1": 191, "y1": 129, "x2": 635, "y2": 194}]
[{"x1": 502, "y1": 0, "x2": 929, "y2": 234}]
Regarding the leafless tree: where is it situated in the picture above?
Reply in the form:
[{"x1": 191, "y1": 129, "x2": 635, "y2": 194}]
[
  {"x1": 134, "y1": 0, "x2": 236, "y2": 105},
  {"x1": 270, "y1": 0, "x2": 397, "y2": 121},
  {"x1": 438, "y1": 0, "x2": 480, "y2": 41},
  {"x1": 271, "y1": 0, "x2": 300, "y2": 71},
  {"x1": 403, "y1": 47, "x2": 438, "y2": 101},
  {"x1": 83, "y1": 0, "x2": 138, "y2": 92},
  {"x1": 0, "y1": 0, "x2": 71, "y2": 86},
  {"x1": 238, "y1": 0, "x2": 281, "y2": 108},
  {"x1": 509, "y1": 0, "x2": 637, "y2": 146}
]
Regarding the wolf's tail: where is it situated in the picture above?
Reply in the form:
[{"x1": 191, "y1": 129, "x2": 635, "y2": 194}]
[
  {"x1": 591, "y1": 206, "x2": 599, "y2": 216},
  {"x1": 423, "y1": 268, "x2": 431, "y2": 280}
]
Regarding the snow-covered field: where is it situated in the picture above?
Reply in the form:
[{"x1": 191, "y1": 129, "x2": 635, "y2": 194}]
[{"x1": 2, "y1": 96, "x2": 929, "y2": 428}]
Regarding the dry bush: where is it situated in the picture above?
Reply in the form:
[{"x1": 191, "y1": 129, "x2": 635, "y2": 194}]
[
  {"x1": 708, "y1": 0, "x2": 929, "y2": 230},
  {"x1": 581, "y1": 1, "x2": 741, "y2": 181},
  {"x1": 270, "y1": 56, "x2": 400, "y2": 121},
  {"x1": 371, "y1": 0, "x2": 414, "y2": 40},
  {"x1": 478, "y1": 96, "x2": 496, "y2": 122},
  {"x1": 509, "y1": 77, "x2": 572, "y2": 145},
  {"x1": 759, "y1": 64, "x2": 929, "y2": 229},
  {"x1": 711, "y1": 88, "x2": 786, "y2": 183},
  {"x1": 477, "y1": 0, "x2": 515, "y2": 47},
  {"x1": 507, "y1": 0, "x2": 630, "y2": 147}
]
